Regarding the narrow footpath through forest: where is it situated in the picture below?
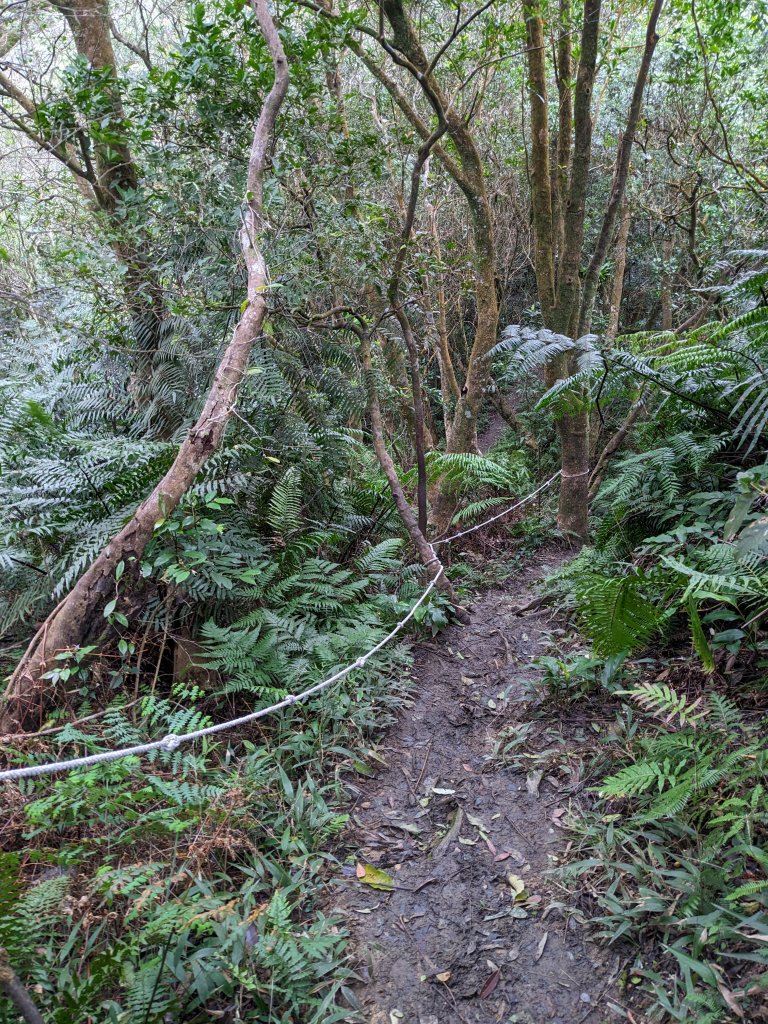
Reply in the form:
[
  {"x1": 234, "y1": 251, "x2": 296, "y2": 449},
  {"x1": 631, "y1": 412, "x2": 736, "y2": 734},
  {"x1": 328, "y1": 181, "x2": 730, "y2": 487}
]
[{"x1": 333, "y1": 555, "x2": 620, "y2": 1024}]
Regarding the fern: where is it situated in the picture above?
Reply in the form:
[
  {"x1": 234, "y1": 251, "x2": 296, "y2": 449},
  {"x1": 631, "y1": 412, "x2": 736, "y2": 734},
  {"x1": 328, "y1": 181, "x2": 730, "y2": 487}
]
[
  {"x1": 621, "y1": 681, "x2": 708, "y2": 726},
  {"x1": 572, "y1": 569, "x2": 666, "y2": 655},
  {"x1": 267, "y1": 467, "x2": 303, "y2": 538}
]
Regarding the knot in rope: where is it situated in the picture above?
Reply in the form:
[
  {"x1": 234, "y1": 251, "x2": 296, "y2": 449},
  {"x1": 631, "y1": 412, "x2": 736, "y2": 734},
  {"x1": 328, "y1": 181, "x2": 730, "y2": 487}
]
[{"x1": 161, "y1": 734, "x2": 182, "y2": 752}]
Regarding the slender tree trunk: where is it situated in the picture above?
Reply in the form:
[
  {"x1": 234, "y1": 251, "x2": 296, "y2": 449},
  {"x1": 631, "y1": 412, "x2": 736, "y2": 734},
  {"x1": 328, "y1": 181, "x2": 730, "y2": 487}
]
[
  {"x1": 358, "y1": 330, "x2": 464, "y2": 614},
  {"x1": 577, "y1": 0, "x2": 664, "y2": 334},
  {"x1": 523, "y1": 0, "x2": 556, "y2": 319},
  {"x1": 661, "y1": 234, "x2": 674, "y2": 330},
  {"x1": 552, "y1": 0, "x2": 573, "y2": 270},
  {"x1": 425, "y1": 199, "x2": 461, "y2": 444},
  {"x1": 371, "y1": 3, "x2": 500, "y2": 471},
  {"x1": 588, "y1": 390, "x2": 646, "y2": 500},
  {"x1": 606, "y1": 200, "x2": 632, "y2": 339},
  {"x1": 0, "y1": 0, "x2": 289, "y2": 733},
  {"x1": 391, "y1": 304, "x2": 429, "y2": 534}
]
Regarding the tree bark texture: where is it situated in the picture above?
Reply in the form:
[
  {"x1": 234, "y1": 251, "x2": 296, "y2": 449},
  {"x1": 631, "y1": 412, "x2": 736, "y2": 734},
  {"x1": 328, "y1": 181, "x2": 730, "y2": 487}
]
[{"x1": 606, "y1": 200, "x2": 632, "y2": 339}]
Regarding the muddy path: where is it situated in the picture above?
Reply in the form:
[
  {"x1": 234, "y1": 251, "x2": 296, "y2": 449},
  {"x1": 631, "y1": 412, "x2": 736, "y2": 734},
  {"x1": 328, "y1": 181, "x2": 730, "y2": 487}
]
[{"x1": 333, "y1": 553, "x2": 619, "y2": 1024}]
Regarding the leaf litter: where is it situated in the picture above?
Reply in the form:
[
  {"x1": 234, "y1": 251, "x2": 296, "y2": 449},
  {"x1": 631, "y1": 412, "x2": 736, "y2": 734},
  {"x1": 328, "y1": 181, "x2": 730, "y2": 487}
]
[{"x1": 332, "y1": 553, "x2": 615, "y2": 1022}]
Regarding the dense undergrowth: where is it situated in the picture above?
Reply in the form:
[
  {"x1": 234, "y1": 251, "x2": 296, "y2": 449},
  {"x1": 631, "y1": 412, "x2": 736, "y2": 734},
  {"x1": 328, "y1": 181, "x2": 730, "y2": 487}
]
[
  {"x1": 0, "y1": 307, "x2": 528, "y2": 1021},
  {"x1": 1, "y1": 0, "x2": 768, "y2": 1020},
  {"x1": 511, "y1": 261, "x2": 768, "y2": 1022}
]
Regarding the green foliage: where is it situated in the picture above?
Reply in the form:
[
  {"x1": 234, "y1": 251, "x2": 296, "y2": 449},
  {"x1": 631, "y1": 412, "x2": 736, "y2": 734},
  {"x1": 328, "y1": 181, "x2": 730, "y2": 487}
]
[
  {"x1": 564, "y1": 687, "x2": 768, "y2": 1021},
  {"x1": 570, "y1": 569, "x2": 667, "y2": 655},
  {"x1": 535, "y1": 262, "x2": 768, "y2": 1019},
  {"x1": 0, "y1": 619, "x2": 413, "y2": 1022},
  {"x1": 425, "y1": 443, "x2": 532, "y2": 527}
]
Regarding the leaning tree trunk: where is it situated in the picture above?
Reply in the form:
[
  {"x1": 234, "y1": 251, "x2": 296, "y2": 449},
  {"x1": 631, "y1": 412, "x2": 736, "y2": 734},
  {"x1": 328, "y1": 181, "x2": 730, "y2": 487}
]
[
  {"x1": 0, "y1": 0, "x2": 289, "y2": 733},
  {"x1": 357, "y1": 327, "x2": 464, "y2": 617}
]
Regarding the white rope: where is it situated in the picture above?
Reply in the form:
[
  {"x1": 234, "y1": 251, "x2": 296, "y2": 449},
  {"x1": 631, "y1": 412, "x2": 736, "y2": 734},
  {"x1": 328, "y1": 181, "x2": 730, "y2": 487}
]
[
  {"x1": 0, "y1": 471, "x2": 563, "y2": 782},
  {"x1": 0, "y1": 570, "x2": 443, "y2": 783},
  {"x1": 432, "y1": 470, "x2": 561, "y2": 546}
]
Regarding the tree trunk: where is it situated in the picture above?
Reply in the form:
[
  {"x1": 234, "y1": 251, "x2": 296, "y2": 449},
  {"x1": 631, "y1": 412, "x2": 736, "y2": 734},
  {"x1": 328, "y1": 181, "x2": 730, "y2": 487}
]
[
  {"x1": 365, "y1": 3, "x2": 500, "y2": 485},
  {"x1": 0, "y1": 950, "x2": 45, "y2": 1024},
  {"x1": 577, "y1": 0, "x2": 664, "y2": 334},
  {"x1": 523, "y1": 0, "x2": 556, "y2": 319},
  {"x1": 524, "y1": 0, "x2": 600, "y2": 543},
  {"x1": 358, "y1": 329, "x2": 464, "y2": 615},
  {"x1": 425, "y1": 199, "x2": 461, "y2": 444},
  {"x1": 523, "y1": 0, "x2": 663, "y2": 542},
  {"x1": 0, "y1": 0, "x2": 289, "y2": 733},
  {"x1": 661, "y1": 234, "x2": 674, "y2": 330},
  {"x1": 50, "y1": 0, "x2": 137, "y2": 204},
  {"x1": 606, "y1": 201, "x2": 632, "y2": 339},
  {"x1": 50, "y1": 0, "x2": 167, "y2": 391}
]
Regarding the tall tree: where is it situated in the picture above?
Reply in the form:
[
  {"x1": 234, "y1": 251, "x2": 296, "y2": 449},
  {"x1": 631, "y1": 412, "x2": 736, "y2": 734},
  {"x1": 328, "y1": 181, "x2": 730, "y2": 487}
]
[
  {"x1": 0, "y1": 1, "x2": 163, "y2": 391},
  {"x1": 0, "y1": 0, "x2": 290, "y2": 732},
  {"x1": 523, "y1": 0, "x2": 664, "y2": 539}
]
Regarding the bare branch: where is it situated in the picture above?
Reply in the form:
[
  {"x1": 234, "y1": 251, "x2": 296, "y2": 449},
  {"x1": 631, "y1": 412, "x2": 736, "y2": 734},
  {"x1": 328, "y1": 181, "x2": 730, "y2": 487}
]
[{"x1": 108, "y1": 15, "x2": 152, "y2": 71}]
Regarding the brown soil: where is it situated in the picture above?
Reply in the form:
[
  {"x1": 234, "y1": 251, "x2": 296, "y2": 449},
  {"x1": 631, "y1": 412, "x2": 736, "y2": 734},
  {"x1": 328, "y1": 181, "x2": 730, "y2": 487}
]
[{"x1": 332, "y1": 552, "x2": 620, "y2": 1024}]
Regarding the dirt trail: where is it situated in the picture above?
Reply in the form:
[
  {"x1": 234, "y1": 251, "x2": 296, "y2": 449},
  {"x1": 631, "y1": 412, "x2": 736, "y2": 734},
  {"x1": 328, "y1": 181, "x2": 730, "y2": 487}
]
[{"x1": 333, "y1": 555, "x2": 617, "y2": 1024}]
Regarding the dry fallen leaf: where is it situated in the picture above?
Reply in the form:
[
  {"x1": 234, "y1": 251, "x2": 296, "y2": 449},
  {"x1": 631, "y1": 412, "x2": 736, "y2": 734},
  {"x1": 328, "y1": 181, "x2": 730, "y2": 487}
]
[
  {"x1": 535, "y1": 932, "x2": 548, "y2": 962},
  {"x1": 479, "y1": 968, "x2": 501, "y2": 998},
  {"x1": 436, "y1": 970, "x2": 452, "y2": 983},
  {"x1": 507, "y1": 873, "x2": 528, "y2": 900},
  {"x1": 717, "y1": 983, "x2": 745, "y2": 1019},
  {"x1": 494, "y1": 851, "x2": 510, "y2": 862}
]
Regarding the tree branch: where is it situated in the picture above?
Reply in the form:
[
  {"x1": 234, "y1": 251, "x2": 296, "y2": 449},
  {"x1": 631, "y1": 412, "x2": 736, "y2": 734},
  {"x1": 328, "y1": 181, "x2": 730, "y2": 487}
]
[
  {"x1": 347, "y1": 38, "x2": 470, "y2": 191},
  {"x1": 0, "y1": 950, "x2": 45, "y2": 1024},
  {"x1": 108, "y1": 15, "x2": 152, "y2": 71}
]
